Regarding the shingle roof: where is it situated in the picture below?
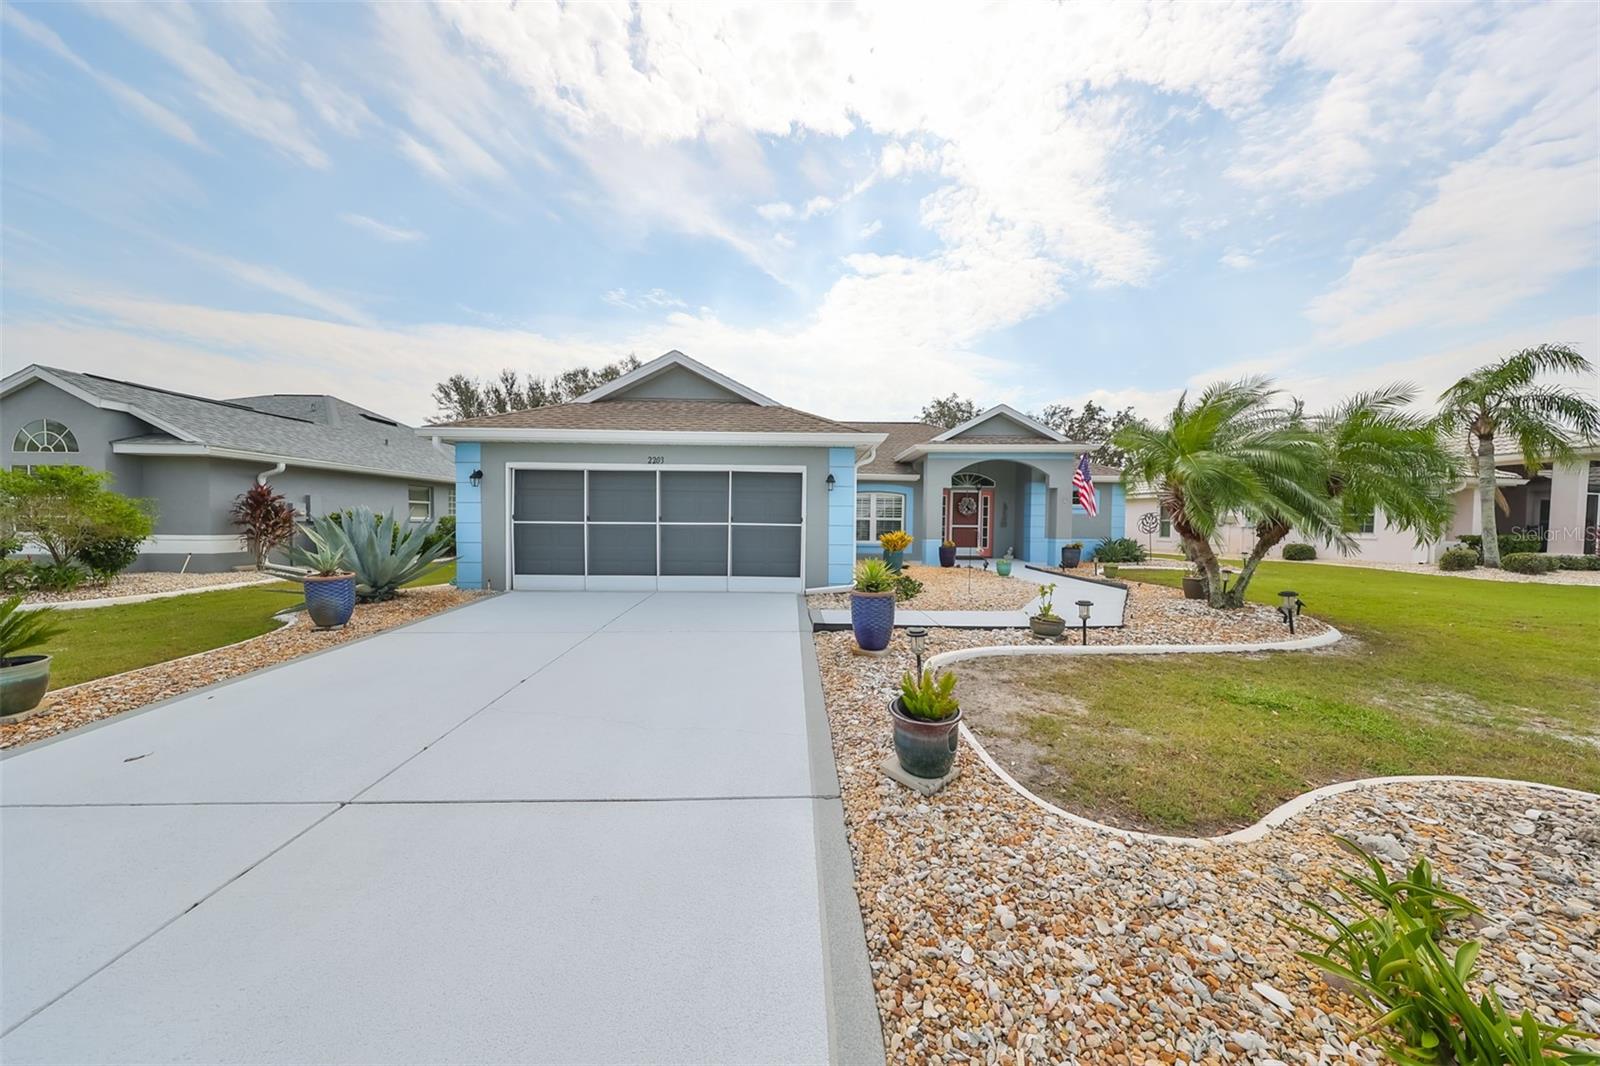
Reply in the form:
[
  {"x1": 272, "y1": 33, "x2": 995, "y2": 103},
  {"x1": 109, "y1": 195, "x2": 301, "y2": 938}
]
[
  {"x1": 432, "y1": 399, "x2": 870, "y2": 435},
  {"x1": 846, "y1": 422, "x2": 940, "y2": 476},
  {"x1": 29, "y1": 367, "x2": 452, "y2": 482}
]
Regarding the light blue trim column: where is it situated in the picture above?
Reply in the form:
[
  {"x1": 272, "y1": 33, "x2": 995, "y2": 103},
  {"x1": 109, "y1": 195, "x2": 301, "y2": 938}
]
[
  {"x1": 1109, "y1": 484, "x2": 1125, "y2": 539},
  {"x1": 826, "y1": 448, "x2": 857, "y2": 586},
  {"x1": 453, "y1": 442, "x2": 483, "y2": 589},
  {"x1": 1025, "y1": 479, "x2": 1047, "y2": 564}
]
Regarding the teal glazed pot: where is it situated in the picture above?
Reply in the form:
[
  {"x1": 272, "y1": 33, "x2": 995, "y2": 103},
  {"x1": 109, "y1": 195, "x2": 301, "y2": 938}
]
[{"x1": 889, "y1": 697, "x2": 961, "y2": 779}]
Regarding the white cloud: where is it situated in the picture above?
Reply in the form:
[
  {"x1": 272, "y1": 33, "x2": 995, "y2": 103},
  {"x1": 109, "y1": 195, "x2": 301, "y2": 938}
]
[
  {"x1": 755, "y1": 202, "x2": 794, "y2": 222},
  {"x1": 602, "y1": 288, "x2": 686, "y2": 312},
  {"x1": 166, "y1": 247, "x2": 373, "y2": 325},
  {"x1": 339, "y1": 213, "x2": 425, "y2": 243},
  {"x1": 858, "y1": 219, "x2": 883, "y2": 240},
  {"x1": 1219, "y1": 250, "x2": 1255, "y2": 270}
]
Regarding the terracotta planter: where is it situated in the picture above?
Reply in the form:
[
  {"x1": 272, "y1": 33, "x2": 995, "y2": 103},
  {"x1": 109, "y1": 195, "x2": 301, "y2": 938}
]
[
  {"x1": 0, "y1": 654, "x2": 52, "y2": 721},
  {"x1": 1029, "y1": 615, "x2": 1066, "y2": 638},
  {"x1": 889, "y1": 696, "x2": 962, "y2": 779},
  {"x1": 304, "y1": 572, "x2": 357, "y2": 628},
  {"x1": 1181, "y1": 575, "x2": 1206, "y2": 600},
  {"x1": 850, "y1": 590, "x2": 896, "y2": 651},
  {"x1": 938, "y1": 545, "x2": 957, "y2": 567}
]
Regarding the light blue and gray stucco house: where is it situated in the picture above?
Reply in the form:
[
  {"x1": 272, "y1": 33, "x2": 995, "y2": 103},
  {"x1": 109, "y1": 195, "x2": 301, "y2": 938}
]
[
  {"x1": 1, "y1": 364, "x2": 454, "y2": 572},
  {"x1": 427, "y1": 351, "x2": 1125, "y2": 592}
]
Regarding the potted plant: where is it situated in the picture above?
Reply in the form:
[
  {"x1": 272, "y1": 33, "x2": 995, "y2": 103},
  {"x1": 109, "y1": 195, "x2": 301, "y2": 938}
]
[
  {"x1": 1103, "y1": 563, "x2": 1120, "y2": 578},
  {"x1": 1059, "y1": 541, "x2": 1084, "y2": 568},
  {"x1": 890, "y1": 668, "x2": 962, "y2": 779},
  {"x1": 1181, "y1": 562, "x2": 1207, "y2": 600},
  {"x1": 1029, "y1": 582, "x2": 1066, "y2": 638},
  {"x1": 850, "y1": 557, "x2": 897, "y2": 652},
  {"x1": 0, "y1": 595, "x2": 65, "y2": 721},
  {"x1": 288, "y1": 527, "x2": 356, "y2": 629},
  {"x1": 938, "y1": 539, "x2": 957, "y2": 567},
  {"x1": 879, "y1": 529, "x2": 913, "y2": 573},
  {"x1": 995, "y1": 548, "x2": 1014, "y2": 578}
]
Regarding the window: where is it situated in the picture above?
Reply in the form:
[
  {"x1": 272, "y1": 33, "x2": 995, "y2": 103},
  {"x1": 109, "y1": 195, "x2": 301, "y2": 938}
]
[
  {"x1": 1158, "y1": 505, "x2": 1171, "y2": 538},
  {"x1": 13, "y1": 419, "x2": 78, "y2": 453},
  {"x1": 1354, "y1": 510, "x2": 1376, "y2": 535},
  {"x1": 447, "y1": 486, "x2": 457, "y2": 517},
  {"x1": 855, "y1": 492, "x2": 905, "y2": 542},
  {"x1": 407, "y1": 485, "x2": 432, "y2": 522}
]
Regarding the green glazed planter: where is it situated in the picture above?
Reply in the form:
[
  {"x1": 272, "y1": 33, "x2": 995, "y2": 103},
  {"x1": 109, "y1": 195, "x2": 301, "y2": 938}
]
[
  {"x1": 889, "y1": 697, "x2": 962, "y2": 779},
  {"x1": 883, "y1": 550, "x2": 904, "y2": 573},
  {"x1": 0, "y1": 654, "x2": 52, "y2": 721},
  {"x1": 995, "y1": 558, "x2": 1012, "y2": 577}
]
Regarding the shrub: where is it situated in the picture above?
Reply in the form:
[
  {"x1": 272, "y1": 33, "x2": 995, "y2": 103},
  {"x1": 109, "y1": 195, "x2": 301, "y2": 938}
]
[
  {"x1": 0, "y1": 595, "x2": 65, "y2": 661},
  {"x1": 0, "y1": 559, "x2": 34, "y2": 595},
  {"x1": 0, "y1": 466, "x2": 155, "y2": 566},
  {"x1": 1438, "y1": 547, "x2": 1479, "y2": 571},
  {"x1": 30, "y1": 561, "x2": 86, "y2": 593},
  {"x1": 0, "y1": 533, "x2": 22, "y2": 557},
  {"x1": 1282, "y1": 542, "x2": 1317, "y2": 561},
  {"x1": 423, "y1": 514, "x2": 456, "y2": 556},
  {"x1": 75, "y1": 535, "x2": 144, "y2": 584},
  {"x1": 1457, "y1": 532, "x2": 1544, "y2": 561},
  {"x1": 1555, "y1": 554, "x2": 1600, "y2": 571},
  {"x1": 1090, "y1": 537, "x2": 1146, "y2": 563},
  {"x1": 1501, "y1": 552, "x2": 1557, "y2": 575},
  {"x1": 892, "y1": 574, "x2": 923, "y2": 602},
  {"x1": 897, "y1": 669, "x2": 959, "y2": 721},
  {"x1": 230, "y1": 483, "x2": 298, "y2": 569},
  {"x1": 290, "y1": 508, "x2": 450, "y2": 602},
  {"x1": 1294, "y1": 837, "x2": 1597, "y2": 1065},
  {"x1": 852, "y1": 557, "x2": 896, "y2": 593}
]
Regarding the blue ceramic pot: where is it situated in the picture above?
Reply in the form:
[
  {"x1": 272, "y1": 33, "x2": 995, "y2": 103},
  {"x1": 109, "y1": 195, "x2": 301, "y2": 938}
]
[
  {"x1": 890, "y1": 697, "x2": 962, "y2": 779},
  {"x1": 938, "y1": 545, "x2": 957, "y2": 567},
  {"x1": 883, "y1": 549, "x2": 904, "y2": 573},
  {"x1": 304, "y1": 573, "x2": 356, "y2": 629},
  {"x1": 850, "y1": 590, "x2": 895, "y2": 651}
]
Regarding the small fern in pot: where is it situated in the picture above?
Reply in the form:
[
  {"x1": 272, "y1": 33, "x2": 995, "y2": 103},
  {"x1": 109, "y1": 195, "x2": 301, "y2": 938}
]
[{"x1": 890, "y1": 668, "x2": 962, "y2": 779}]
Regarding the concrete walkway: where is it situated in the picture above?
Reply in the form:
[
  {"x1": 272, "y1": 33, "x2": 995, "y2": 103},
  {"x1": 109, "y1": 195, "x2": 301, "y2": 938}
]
[
  {"x1": 811, "y1": 569, "x2": 1127, "y2": 630},
  {"x1": 0, "y1": 593, "x2": 881, "y2": 1064}
]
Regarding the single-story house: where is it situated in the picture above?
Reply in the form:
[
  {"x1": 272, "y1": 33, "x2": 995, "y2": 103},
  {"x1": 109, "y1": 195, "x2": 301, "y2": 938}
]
[
  {"x1": 1, "y1": 364, "x2": 455, "y2": 572},
  {"x1": 423, "y1": 351, "x2": 1129, "y2": 592},
  {"x1": 1123, "y1": 448, "x2": 1600, "y2": 564}
]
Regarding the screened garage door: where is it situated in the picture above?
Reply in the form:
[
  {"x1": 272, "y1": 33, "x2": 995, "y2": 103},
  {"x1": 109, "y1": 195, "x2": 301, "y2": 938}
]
[{"x1": 510, "y1": 467, "x2": 805, "y2": 591}]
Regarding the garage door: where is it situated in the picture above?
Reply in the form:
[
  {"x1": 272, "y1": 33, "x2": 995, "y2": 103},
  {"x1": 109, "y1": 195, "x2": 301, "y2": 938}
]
[{"x1": 510, "y1": 467, "x2": 805, "y2": 592}]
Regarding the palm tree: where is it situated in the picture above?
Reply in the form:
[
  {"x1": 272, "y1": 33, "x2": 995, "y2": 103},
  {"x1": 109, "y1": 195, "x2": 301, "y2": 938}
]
[
  {"x1": 1115, "y1": 379, "x2": 1339, "y2": 608},
  {"x1": 1435, "y1": 345, "x2": 1599, "y2": 567},
  {"x1": 1229, "y1": 385, "x2": 1458, "y2": 601}
]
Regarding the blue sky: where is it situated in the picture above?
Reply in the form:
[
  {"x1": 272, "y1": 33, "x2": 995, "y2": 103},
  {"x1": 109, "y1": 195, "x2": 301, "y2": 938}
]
[{"x1": 2, "y1": 1, "x2": 1596, "y2": 425}]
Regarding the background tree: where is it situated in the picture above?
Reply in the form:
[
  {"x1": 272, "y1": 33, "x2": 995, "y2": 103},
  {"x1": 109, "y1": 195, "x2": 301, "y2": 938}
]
[
  {"x1": 1037, "y1": 400, "x2": 1146, "y2": 466},
  {"x1": 0, "y1": 466, "x2": 155, "y2": 566},
  {"x1": 230, "y1": 482, "x2": 299, "y2": 570},
  {"x1": 916, "y1": 394, "x2": 981, "y2": 429},
  {"x1": 429, "y1": 355, "x2": 642, "y2": 422},
  {"x1": 1434, "y1": 344, "x2": 1599, "y2": 567}
]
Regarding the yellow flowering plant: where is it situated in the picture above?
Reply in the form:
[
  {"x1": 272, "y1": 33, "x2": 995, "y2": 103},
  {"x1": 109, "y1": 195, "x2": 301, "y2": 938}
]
[{"x1": 878, "y1": 529, "x2": 913, "y2": 553}]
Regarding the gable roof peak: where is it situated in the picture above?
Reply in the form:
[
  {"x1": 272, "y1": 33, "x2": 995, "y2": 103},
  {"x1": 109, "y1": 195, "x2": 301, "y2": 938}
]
[
  {"x1": 930, "y1": 403, "x2": 1067, "y2": 443},
  {"x1": 574, "y1": 350, "x2": 778, "y2": 407}
]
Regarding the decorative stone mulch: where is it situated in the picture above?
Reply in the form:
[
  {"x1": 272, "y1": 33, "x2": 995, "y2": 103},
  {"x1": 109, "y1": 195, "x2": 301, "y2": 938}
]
[
  {"x1": 1, "y1": 586, "x2": 486, "y2": 750},
  {"x1": 20, "y1": 570, "x2": 277, "y2": 604},
  {"x1": 816, "y1": 631, "x2": 1600, "y2": 1064},
  {"x1": 809, "y1": 564, "x2": 1041, "y2": 612}
]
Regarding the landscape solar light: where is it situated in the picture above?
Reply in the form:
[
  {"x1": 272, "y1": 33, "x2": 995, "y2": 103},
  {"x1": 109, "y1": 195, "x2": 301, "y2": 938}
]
[
  {"x1": 468, "y1": 469, "x2": 484, "y2": 489},
  {"x1": 907, "y1": 626, "x2": 929, "y2": 676},
  {"x1": 1075, "y1": 599, "x2": 1093, "y2": 645},
  {"x1": 1278, "y1": 590, "x2": 1300, "y2": 634}
]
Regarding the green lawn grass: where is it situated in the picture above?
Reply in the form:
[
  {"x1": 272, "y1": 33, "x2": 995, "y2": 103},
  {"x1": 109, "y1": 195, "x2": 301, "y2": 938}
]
[
  {"x1": 44, "y1": 561, "x2": 458, "y2": 690},
  {"x1": 973, "y1": 560, "x2": 1600, "y2": 833}
]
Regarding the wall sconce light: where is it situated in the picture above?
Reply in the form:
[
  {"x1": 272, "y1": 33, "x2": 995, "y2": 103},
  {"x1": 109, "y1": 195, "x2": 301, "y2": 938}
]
[
  {"x1": 1075, "y1": 600, "x2": 1093, "y2": 645},
  {"x1": 1278, "y1": 590, "x2": 1302, "y2": 634},
  {"x1": 826, "y1": 473, "x2": 836, "y2": 492},
  {"x1": 906, "y1": 626, "x2": 928, "y2": 676},
  {"x1": 468, "y1": 469, "x2": 484, "y2": 488}
]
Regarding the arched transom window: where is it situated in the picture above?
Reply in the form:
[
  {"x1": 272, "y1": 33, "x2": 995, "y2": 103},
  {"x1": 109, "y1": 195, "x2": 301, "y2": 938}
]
[
  {"x1": 950, "y1": 472, "x2": 995, "y2": 488},
  {"x1": 13, "y1": 419, "x2": 79, "y2": 453}
]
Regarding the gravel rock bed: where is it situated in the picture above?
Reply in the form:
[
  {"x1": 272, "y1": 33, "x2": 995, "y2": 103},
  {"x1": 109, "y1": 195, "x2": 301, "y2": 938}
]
[
  {"x1": 809, "y1": 564, "x2": 1041, "y2": 611},
  {"x1": 22, "y1": 571, "x2": 276, "y2": 604},
  {"x1": 816, "y1": 630, "x2": 1600, "y2": 1063},
  {"x1": 1, "y1": 586, "x2": 486, "y2": 750}
]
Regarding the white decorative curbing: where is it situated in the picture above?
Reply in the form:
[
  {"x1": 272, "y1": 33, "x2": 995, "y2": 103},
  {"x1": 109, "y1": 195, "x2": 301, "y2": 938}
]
[
  {"x1": 933, "y1": 629, "x2": 1600, "y2": 847},
  {"x1": 17, "y1": 576, "x2": 280, "y2": 612}
]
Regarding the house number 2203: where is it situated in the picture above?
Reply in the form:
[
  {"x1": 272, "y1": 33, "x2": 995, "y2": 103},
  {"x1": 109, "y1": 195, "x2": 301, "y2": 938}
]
[{"x1": 645, "y1": 456, "x2": 665, "y2": 464}]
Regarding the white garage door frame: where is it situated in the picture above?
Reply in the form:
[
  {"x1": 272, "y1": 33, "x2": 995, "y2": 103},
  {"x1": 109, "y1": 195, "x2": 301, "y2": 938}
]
[{"x1": 505, "y1": 462, "x2": 807, "y2": 592}]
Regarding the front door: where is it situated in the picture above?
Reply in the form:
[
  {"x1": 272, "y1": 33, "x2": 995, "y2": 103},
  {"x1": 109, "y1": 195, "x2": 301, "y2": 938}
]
[{"x1": 943, "y1": 488, "x2": 995, "y2": 557}]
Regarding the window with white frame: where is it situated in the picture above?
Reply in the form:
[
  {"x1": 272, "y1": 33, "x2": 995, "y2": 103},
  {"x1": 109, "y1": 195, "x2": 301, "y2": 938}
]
[
  {"x1": 13, "y1": 419, "x2": 78, "y2": 453},
  {"x1": 855, "y1": 492, "x2": 905, "y2": 542},
  {"x1": 1354, "y1": 509, "x2": 1376, "y2": 534},
  {"x1": 407, "y1": 485, "x2": 432, "y2": 522},
  {"x1": 447, "y1": 486, "x2": 456, "y2": 517},
  {"x1": 1158, "y1": 505, "x2": 1171, "y2": 538}
]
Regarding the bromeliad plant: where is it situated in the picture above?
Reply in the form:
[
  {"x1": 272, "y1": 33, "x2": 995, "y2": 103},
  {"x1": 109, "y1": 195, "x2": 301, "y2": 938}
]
[
  {"x1": 296, "y1": 507, "x2": 450, "y2": 601},
  {"x1": 879, "y1": 529, "x2": 913, "y2": 553},
  {"x1": 1292, "y1": 837, "x2": 1598, "y2": 1065},
  {"x1": 897, "y1": 668, "x2": 959, "y2": 721},
  {"x1": 853, "y1": 557, "x2": 898, "y2": 593}
]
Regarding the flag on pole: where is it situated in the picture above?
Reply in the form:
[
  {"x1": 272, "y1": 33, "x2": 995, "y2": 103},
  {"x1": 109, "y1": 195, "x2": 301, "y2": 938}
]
[{"x1": 1072, "y1": 453, "x2": 1099, "y2": 517}]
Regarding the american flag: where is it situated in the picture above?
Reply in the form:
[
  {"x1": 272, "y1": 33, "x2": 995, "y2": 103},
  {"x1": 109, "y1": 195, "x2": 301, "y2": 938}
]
[{"x1": 1073, "y1": 454, "x2": 1099, "y2": 517}]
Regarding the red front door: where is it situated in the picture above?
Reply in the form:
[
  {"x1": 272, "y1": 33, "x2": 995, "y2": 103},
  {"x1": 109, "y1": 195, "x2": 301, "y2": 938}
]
[{"x1": 943, "y1": 488, "x2": 995, "y2": 557}]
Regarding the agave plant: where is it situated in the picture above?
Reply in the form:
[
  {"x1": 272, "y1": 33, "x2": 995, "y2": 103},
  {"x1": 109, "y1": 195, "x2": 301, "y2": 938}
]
[
  {"x1": 297, "y1": 508, "x2": 450, "y2": 602},
  {"x1": 0, "y1": 595, "x2": 66, "y2": 663},
  {"x1": 286, "y1": 526, "x2": 349, "y2": 576}
]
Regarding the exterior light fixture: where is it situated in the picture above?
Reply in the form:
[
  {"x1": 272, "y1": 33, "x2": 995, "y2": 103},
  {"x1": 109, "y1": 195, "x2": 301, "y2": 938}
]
[
  {"x1": 1220, "y1": 566, "x2": 1235, "y2": 595},
  {"x1": 1278, "y1": 590, "x2": 1301, "y2": 634},
  {"x1": 468, "y1": 469, "x2": 484, "y2": 489},
  {"x1": 825, "y1": 473, "x2": 836, "y2": 492},
  {"x1": 906, "y1": 626, "x2": 929, "y2": 676},
  {"x1": 1075, "y1": 599, "x2": 1093, "y2": 645}
]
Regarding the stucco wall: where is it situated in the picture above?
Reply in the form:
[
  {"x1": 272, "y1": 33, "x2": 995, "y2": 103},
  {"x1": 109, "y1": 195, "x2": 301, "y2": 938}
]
[
  {"x1": 476, "y1": 441, "x2": 835, "y2": 590},
  {"x1": 917, "y1": 453, "x2": 1079, "y2": 565},
  {"x1": 1, "y1": 380, "x2": 148, "y2": 492}
]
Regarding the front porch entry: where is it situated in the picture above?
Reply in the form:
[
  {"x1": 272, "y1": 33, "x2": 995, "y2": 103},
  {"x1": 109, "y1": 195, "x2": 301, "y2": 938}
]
[{"x1": 942, "y1": 474, "x2": 996, "y2": 558}]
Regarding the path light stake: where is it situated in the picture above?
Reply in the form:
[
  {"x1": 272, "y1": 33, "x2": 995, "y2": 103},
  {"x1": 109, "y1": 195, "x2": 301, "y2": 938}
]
[
  {"x1": 1278, "y1": 590, "x2": 1301, "y2": 634},
  {"x1": 1076, "y1": 600, "x2": 1093, "y2": 645},
  {"x1": 907, "y1": 626, "x2": 928, "y2": 677},
  {"x1": 1220, "y1": 566, "x2": 1235, "y2": 596}
]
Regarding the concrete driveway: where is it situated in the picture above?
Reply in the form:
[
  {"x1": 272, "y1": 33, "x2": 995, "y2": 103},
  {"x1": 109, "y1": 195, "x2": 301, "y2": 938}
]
[{"x1": 0, "y1": 592, "x2": 881, "y2": 1064}]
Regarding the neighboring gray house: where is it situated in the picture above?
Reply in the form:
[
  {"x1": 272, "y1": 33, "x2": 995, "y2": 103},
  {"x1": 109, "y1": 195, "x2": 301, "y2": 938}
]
[{"x1": 1, "y1": 365, "x2": 454, "y2": 572}]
